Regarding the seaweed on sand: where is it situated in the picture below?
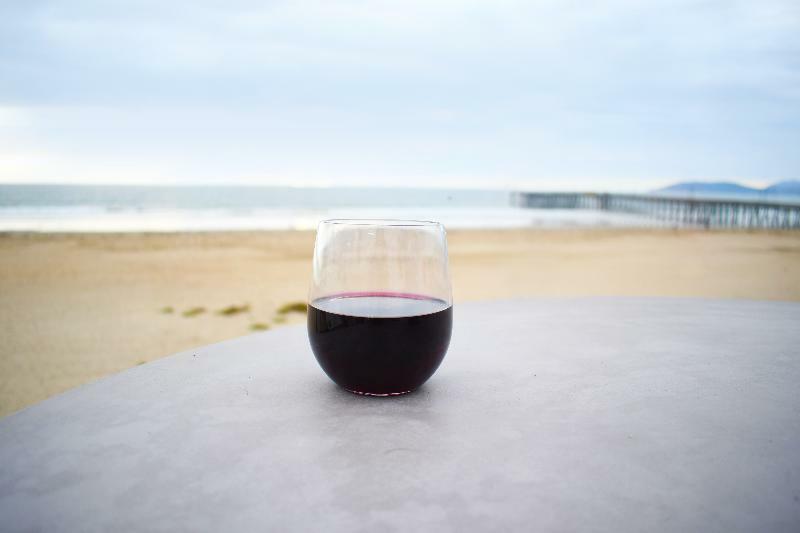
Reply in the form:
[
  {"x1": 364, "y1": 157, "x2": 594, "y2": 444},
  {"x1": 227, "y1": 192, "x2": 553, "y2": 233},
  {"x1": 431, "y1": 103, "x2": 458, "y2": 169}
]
[
  {"x1": 218, "y1": 304, "x2": 251, "y2": 316},
  {"x1": 276, "y1": 301, "x2": 308, "y2": 315},
  {"x1": 182, "y1": 307, "x2": 206, "y2": 317}
]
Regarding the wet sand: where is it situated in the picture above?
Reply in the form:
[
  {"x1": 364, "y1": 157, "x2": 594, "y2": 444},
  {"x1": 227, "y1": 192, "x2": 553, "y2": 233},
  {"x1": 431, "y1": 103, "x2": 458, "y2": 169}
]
[{"x1": 1, "y1": 229, "x2": 799, "y2": 417}]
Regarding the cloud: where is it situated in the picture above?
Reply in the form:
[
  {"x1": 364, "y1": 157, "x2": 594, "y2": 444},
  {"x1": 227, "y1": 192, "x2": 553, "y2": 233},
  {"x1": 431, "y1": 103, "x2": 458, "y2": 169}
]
[{"x1": 0, "y1": 0, "x2": 798, "y2": 188}]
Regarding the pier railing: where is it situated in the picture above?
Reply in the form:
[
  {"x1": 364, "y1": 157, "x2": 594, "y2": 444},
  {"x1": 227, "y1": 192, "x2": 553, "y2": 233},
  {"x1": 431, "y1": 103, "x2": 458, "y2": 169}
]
[{"x1": 512, "y1": 192, "x2": 800, "y2": 229}]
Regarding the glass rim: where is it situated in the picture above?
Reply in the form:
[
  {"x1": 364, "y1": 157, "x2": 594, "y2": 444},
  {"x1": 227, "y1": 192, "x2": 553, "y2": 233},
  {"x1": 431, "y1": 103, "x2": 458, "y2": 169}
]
[{"x1": 319, "y1": 218, "x2": 443, "y2": 227}]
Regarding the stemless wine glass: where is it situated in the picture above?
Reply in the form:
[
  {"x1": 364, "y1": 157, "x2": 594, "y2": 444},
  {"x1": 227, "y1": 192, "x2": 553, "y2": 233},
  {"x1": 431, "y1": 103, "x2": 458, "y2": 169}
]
[{"x1": 307, "y1": 219, "x2": 453, "y2": 396}]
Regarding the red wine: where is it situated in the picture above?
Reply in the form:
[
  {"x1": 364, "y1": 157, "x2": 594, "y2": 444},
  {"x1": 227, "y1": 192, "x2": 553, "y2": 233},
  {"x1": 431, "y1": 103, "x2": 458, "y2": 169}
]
[{"x1": 308, "y1": 292, "x2": 453, "y2": 396}]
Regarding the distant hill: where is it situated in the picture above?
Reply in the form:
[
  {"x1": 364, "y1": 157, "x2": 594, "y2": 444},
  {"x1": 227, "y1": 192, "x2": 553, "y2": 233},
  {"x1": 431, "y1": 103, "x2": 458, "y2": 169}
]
[
  {"x1": 655, "y1": 181, "x2": 800, "y2": 199},
  {"x1": 764, "y1": 181, "x2": 800, "y2": 195},
  {"x1": 656, "y1": 182, "x2": 759, "y2": 195}
]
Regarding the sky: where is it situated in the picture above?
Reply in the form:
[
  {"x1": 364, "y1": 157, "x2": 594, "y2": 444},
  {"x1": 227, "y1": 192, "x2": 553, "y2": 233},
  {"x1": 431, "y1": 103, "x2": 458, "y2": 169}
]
[{"x1": 1, "y1": 0, "x2": 798, "y2": 191}]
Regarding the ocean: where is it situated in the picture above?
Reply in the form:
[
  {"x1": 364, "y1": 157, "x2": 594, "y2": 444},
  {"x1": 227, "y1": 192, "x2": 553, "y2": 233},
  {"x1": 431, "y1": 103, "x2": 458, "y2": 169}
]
[{"x1": 0, "y1": 184, "x2": 660, "y2": 232}]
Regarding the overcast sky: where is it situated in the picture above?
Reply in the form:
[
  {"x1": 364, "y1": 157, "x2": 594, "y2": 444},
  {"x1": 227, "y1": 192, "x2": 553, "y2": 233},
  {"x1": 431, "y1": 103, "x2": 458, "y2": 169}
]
[{"x1": 1, "y1": 0, "x2": 798, "y2": 191}]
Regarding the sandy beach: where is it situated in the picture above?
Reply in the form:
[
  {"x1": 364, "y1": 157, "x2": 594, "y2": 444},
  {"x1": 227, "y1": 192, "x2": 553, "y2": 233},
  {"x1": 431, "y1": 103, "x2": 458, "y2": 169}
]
[{"x1": 1, "y1": 228, "x2": 799, "y2": 417}]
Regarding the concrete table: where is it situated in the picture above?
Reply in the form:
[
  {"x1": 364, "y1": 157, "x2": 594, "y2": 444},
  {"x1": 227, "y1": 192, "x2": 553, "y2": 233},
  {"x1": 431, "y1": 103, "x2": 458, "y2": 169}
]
[{"x1": 1, "y1": 298, "x2": 799, "y2": 532}]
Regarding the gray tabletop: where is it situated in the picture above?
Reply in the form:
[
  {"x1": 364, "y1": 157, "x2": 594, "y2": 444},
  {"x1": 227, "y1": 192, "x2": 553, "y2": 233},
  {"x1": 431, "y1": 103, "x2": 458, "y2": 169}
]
[{"x1": 1, "y1": 298, "x2": 799, "y2": 532}]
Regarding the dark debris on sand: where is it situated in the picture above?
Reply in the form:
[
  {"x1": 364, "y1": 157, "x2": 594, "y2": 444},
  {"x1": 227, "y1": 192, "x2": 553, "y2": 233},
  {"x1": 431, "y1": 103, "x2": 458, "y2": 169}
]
[
  {"x1": 277, "y1": 301, "x2": 308, "y2": 315},
  {"x1": 217, "y1": 304, "x2": 251, "y2": 316}
]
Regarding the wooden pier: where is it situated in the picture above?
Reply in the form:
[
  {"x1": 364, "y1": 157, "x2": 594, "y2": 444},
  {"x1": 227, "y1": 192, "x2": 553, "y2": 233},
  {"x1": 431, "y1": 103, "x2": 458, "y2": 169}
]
[{"x1": 512, "y1": 192, "x2": 800, "y2": 229}]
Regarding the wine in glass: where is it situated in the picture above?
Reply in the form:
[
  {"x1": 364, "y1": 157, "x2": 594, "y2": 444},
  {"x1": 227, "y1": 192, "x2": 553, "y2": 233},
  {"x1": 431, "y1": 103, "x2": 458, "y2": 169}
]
[{"x1": 307, "y1": 219, "x2": 453, "y2": 396}]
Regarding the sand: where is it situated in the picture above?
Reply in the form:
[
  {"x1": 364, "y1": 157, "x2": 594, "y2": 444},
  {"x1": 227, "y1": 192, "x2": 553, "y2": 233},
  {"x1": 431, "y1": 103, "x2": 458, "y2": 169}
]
[{"x1": 2, "y1": 228, "x2": 800, "y2": 417}]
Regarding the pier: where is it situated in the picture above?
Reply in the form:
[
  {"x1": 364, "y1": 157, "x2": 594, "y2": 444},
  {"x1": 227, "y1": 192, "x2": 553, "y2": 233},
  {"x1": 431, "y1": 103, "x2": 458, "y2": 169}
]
[{"x1": 513, "y1": 192, "x2": 800, "y2": 229}]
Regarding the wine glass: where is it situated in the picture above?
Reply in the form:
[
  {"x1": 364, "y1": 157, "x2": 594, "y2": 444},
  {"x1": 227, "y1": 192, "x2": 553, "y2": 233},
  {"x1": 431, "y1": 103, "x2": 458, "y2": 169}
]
[{"x1": 307, "y1": 219, "x2": 453, "y2": 396}]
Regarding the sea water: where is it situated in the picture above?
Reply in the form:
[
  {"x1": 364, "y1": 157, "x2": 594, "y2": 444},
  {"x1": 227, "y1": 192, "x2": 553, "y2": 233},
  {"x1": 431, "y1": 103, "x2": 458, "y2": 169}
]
[{"x1": 0, "y1": 184, "x2": 661, "y2": 232}]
